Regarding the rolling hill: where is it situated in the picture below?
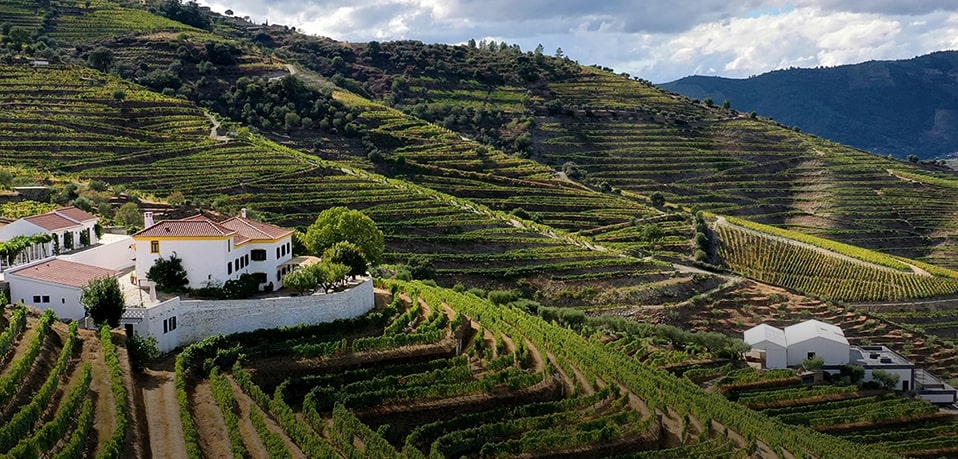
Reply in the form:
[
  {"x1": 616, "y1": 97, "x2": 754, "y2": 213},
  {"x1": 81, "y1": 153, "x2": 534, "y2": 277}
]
[
  {"x1": 5, "y1": 0, "x2": 958, "y2": 457},
  {"x1": 661, "y1": 51, "x2": 958, "y2": 160}
]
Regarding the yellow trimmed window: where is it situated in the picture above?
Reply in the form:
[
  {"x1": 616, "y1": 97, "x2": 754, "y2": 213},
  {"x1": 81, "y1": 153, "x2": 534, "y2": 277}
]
[{"x1": 150, "y1": 240, "x2": 160, "y2": 253}]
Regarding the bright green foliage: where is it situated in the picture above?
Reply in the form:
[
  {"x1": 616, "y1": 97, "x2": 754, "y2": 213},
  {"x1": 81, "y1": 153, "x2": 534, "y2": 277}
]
[
  {"x1": 305, "y1": 207, "x2": 384, "y2": 265},
  {"x1": 282, "y1": 267, "x2": 317, "y2": 294},
  {"x1": 716, "y1": 220, "x2": 958, "y2": 301}
]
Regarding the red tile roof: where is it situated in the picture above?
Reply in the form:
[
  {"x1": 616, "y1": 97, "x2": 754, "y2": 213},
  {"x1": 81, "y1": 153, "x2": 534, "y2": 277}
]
[
  {"x1": 134, "y1": 218, "x2": 235, "y2": 238},
  {"x1": 221, "y1": 217, "x2": 293, "y2": 242},
  {"x1": 54, "y1": 206, "x2": 97, "y2": 222},
  {"x1": 133, "y1": 214, "x2": 292, "y2": 242},
  {"x1": 22, "y1": 206, "x2": 97, "y2": 231},
  {"x1": 8, "y1": 259, "x2": 116, "y2": 288},
  {"x1": 24, "y1": 213, "x2": 76, "y2": 231}
]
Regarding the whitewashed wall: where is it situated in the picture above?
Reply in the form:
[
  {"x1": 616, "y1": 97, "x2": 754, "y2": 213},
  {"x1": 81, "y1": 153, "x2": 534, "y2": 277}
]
[
  {"x1": 130, "y1": 278, "x2": 375, "y2": 353},
  {"x1": 8, "y1": 277, "x2": 85, "y2": 321},
  {"x1": 62, "y1": 235, "x2": 134, "y2": 271}
]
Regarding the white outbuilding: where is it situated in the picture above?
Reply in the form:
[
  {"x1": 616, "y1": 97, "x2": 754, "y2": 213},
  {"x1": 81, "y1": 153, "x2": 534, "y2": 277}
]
[
  {"x1": 744, "y1": 323, "x2": 788, "y2": 369},
  {"x1": 7, "y1": 258, "x2": 117, "y2": 321},
  {"x1": 783, "y1": 319, "x2": 849, "y2": 367}
]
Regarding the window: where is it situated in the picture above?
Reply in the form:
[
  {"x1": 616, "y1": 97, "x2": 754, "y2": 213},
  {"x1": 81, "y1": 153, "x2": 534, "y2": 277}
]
[
  {"x1": 251, "y1": 249, "x2": 267, "y2": 261},
  {"x1": 150, "y1": 240, "x2": 160, "y2": 253},
  {"x1": 244, "y1": 254, "x2": 249, "y2": 266},
  {"x1": 41, "y1": 296, "x2": 49, "y2": 303},
  {"x1": 276, "y1": 247, "x2": 281, "y2": 259},
  {"x1": 170, "y1": 316, "x2": 177, "y2": 330},
  {"x1": 227, "y1": 262, "x2": 233, "y2": 275},
  {"x1": 32, "y1": 295, "x2": 40, "y2": 303},
  {"x1": 806, "y1": 352, "x2": 816, "y2": 359},
  {"x1": 61, "y1": 298, "x2": 65, "y2": 304},
  {"x1": 252, "y1": 272, "x2": 267, "y2": 284},
  {"x1": 227, "y1": 239, "x2": 231, "y2": 252},
  {"x1": 163, "y1": 319, "x2": 168, "y2": 333}
]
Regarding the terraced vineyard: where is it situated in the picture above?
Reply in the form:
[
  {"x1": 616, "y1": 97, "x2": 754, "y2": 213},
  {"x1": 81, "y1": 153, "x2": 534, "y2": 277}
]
[
  {"x1": 532, "y1": 68, "x2": 958, "y2": 268},
  {"x1": 47, "y1": 0, "x2": 202, "y2": 43},
  {"x1": 718, "y1": 377, "x2": 958, "y2": 457},
  {"x1": 0, "y1": 64, "x2": 705, "y2": 308},
  {"x1": 0, "y1": 306, "x2": 133, "y2": 457},
  {"x1": 168, "y1": 281, "x2": 890, "y2": 458},
  {"x1": 331, "y1": 89, "x2": 693, "y2": 256},
  {"x1": 664, "y1": 280, "x2": 958, "y2": 380},
  {"x1": 713, "y1": 217, "x2": 958, "y2": 302}
]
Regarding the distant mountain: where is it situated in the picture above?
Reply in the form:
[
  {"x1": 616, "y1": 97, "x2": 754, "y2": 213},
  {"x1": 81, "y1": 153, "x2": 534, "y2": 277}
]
[{"x1": 660, "y1": 51, "x2": 958, "y2": 159}]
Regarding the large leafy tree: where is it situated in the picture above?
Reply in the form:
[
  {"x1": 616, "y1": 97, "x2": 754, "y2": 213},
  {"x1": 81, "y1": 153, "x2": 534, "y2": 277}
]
[
  {"x1": 304, "y1": 207, "x2": 384, "y2": 265},
  {"x1": 322, "y1": 241, "x2": 367, "y2": 278},
  {"x1": 82, "y1": 276, "x2": 125, "y2": 327}
]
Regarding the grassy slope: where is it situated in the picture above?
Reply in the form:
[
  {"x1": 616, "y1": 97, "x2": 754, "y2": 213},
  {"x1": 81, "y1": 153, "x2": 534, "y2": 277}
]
[{"x1": 3, "y1": 1, "x2": 958, "y2": 457}]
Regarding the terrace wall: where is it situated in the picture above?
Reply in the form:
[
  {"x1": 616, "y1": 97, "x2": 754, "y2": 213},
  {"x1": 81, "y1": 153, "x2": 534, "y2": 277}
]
[{"x1": 128, "y1": 278, "x2": 375, "y2": 353}]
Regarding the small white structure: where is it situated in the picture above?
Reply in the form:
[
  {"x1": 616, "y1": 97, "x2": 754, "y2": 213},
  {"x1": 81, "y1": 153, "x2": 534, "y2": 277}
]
[
  {"x1": 784, "y1": 319, "x2": 849, "y2": 367},
  {"x1": 6, "y1": 258, "x2": 116, "y2": 321},
  {"x1": 744, "y1": 323, "x2": 787, "y2": 369},
  {"x1": 0, "y1": 206, "x2": 100, "y2": 269},
  {"x1": 132, "y1": 210, "x2": 293, "y2": 291}
]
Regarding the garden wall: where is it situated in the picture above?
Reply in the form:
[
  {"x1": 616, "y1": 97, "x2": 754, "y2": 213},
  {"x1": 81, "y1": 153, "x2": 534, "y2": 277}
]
[{"x1": 129, "y1": 278, "x2": 375, "y2": 353}]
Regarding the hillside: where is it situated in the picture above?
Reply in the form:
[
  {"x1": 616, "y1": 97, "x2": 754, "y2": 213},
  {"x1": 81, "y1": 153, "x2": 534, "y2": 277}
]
[
  {"x1": 7, "y1": 0, "x2": 958, "y2": 457},
  {"x1": 660, "y1": 51, "x2": 958, "y2": 160}
]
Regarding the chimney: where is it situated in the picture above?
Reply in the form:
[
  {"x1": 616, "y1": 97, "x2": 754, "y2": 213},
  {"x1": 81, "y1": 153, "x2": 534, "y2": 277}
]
[
  {"x1": 144, "y1": 212, "x2": 154, "y2": 227},
  {"x1": 240, "y1": 208, "x2": 247, "y2": 218}
]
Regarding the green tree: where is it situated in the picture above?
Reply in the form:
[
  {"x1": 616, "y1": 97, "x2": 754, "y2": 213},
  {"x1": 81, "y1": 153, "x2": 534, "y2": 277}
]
[
  {"x1": 115, "y1": 202, "x2": 142, "y2": 227},
  {"x1": 88, "y1": 47, "x2": 115, "y2": 73},
  {"x1": 147, "y1": 253, "x2": 189, "y2": 291},
  {"x1": 304, "y1": 207, "x2": 384, "y2": 265},
  {"x1": 872, "y1": 369, "x2": 900, "y2": 390},
  {"x1": 81, "y1": 276, "x2": 125, "y2": 327},
  {"x1": 651, "y1": 191, "x2": 665, "y2": 207},
  {"x1": 283, "y1": 267, "x2": 317, "y2": 294},
  {"x1": 907, "y1": 154, "x2": 919, "y2": 163},
  {"x1": 322, "y1": 241, "x2": 367, "y2": 278},
  {"x1": 640, "y1": 223, "x2": 664, "y2": 253},
  {"x1": 314, "y1": 261, "x2": 350, "y2": 293}
]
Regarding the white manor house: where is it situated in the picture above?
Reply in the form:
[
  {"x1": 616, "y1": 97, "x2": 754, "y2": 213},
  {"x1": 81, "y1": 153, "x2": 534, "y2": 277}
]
[
  {"x1": 1, "y1": 207, "x2": 373, "y2": 353},
  {"x1": 132, "y1": 210, "x2": 295, "y2": 291}
]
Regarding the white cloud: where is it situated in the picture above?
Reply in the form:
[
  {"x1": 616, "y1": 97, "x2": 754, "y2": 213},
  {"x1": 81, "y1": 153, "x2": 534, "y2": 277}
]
[{"x1": 196, "y1": 0, "x2": 958, "y2": 82}]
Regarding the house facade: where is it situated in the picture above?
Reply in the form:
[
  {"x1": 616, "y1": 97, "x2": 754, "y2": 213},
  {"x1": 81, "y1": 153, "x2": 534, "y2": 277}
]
[
  {"x1": 132, "y1": 210, "x2": 294, "y2": 291},
  {"x1": 0, "y1": 206, "x2": 99, "y2": 269},
  {"x1": 6, "y1": 258, "x2": 116, "y2": 321}
]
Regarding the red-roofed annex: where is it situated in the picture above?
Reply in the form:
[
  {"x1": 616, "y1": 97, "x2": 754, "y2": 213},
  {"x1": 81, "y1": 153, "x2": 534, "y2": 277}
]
[{"x1": 7, "y1": 258, "x2": 117, "y2": 320}]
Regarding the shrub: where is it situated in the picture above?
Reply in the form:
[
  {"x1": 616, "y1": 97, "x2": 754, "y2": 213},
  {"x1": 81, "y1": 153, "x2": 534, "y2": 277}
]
[
  {"x1": 147, "y1": 254, "x2": 189, "y2": 291},
  {"x1": 128, "y1": 333, "x2": 161, "y2": 370}
]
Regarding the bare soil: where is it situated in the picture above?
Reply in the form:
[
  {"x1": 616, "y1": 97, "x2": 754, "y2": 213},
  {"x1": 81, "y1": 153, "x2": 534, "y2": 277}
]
[
  {"x1": 191, "y1": 380, "x2": 233, "y2": 459},
  {"x1": 138, "y1": 357, "x2": 187, "y2": 459}
]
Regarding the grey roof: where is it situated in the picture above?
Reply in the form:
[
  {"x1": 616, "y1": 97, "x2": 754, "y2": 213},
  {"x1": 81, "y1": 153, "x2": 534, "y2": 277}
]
[
  {"x1": 744, "y1": 323, "x2": 787, "y2": 348},
  {"x1": 784, "y1": 319, "x2": 848, "y2": 346}
]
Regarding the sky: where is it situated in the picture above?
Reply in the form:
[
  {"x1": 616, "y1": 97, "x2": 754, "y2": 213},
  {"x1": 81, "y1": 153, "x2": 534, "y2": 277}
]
[{"x1": 196, "y1": 0, "x2": 958, "y2": 83}]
